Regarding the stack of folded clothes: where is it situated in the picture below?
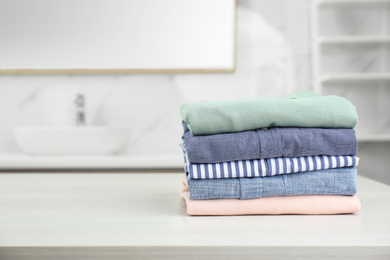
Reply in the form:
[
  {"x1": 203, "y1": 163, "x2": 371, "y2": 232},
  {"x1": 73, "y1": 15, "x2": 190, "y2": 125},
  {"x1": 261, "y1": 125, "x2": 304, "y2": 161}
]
[{"x1": 180, "y1": 92, "x2": 361, "y2": 215}]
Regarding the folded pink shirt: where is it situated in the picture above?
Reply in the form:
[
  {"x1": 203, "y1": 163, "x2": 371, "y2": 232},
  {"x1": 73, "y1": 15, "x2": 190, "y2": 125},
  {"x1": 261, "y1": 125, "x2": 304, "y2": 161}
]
[{"x1": 181, "y1": 178, "x2": 361, "y2": 216}]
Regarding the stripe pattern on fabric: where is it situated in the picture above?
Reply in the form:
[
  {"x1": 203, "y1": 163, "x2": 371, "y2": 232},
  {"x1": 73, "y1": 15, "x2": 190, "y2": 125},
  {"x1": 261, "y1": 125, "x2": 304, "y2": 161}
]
[{"x1": 181, "y1": 143, "x2": 359, "y2": 179}]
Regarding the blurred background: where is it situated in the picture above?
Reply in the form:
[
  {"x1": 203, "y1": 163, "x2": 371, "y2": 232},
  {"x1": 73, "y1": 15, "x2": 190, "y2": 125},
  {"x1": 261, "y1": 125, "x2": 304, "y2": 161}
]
[{"x1": 0, "y1": 0, "x2": 389, "y2": 184}]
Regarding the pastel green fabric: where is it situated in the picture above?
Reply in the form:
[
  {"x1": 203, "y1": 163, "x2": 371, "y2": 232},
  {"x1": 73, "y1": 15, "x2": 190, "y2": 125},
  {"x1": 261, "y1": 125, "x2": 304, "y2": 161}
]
[{"x1": 180, "y1": 92, "x2": 357, "y2": 136}]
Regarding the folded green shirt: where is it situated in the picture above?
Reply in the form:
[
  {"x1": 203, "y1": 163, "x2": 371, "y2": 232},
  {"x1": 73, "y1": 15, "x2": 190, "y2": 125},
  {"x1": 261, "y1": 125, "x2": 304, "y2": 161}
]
[{"x1": 181, "y1": 92, "x2": 358, "y2": 136}]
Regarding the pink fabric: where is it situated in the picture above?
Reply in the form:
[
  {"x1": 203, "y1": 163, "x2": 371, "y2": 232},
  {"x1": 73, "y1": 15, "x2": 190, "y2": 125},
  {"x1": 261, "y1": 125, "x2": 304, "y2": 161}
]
[{"x1": 181, "y1": 178, "x2": 361, "y2": 216}]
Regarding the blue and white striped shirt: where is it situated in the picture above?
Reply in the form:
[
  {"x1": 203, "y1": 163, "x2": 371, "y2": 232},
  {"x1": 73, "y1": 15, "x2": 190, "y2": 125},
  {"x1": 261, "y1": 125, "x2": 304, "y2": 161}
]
[{"x1": 181, "y1": 143, "x2": 359, "y2": 179}]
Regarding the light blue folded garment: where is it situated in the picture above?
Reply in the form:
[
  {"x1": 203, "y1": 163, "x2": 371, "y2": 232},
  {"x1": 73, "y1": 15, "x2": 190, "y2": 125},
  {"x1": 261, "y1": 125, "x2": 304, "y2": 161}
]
[{"x1": 186, "y1": 167, "x2": 357, "y2": 200}]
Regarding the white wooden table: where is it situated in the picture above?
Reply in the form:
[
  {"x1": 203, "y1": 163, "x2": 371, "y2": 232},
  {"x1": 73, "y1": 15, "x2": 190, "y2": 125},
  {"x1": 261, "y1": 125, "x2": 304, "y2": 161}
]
[{"x1": 0, "y1": 173, "x2": 389, "y2": 260}]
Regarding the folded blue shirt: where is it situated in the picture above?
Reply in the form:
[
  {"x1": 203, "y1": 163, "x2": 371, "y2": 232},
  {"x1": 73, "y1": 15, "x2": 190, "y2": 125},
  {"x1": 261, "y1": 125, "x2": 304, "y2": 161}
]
[
  {"x1": 182, "y1": 122, "x2": 357, "y2": 164},
  {"x1": 182, "y1": 143, "x2": 358, "y2": 179},
  {"x1": 186, "y1": 167, "x2": 357, "y2": 200}
]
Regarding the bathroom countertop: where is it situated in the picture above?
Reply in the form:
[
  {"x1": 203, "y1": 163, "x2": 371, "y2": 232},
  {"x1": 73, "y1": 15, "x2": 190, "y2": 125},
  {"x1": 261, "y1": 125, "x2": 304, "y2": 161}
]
[
  {"x1": 0, "y1": 173, "x2": 389, "y2": 260},
  {"x1": 0, "y1": 154, "x2": 183, "y2": 169}
]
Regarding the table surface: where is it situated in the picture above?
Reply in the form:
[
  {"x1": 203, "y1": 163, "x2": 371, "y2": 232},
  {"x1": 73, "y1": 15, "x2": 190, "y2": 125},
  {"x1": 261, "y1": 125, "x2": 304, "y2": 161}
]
[{"x1": 0, "y1": 173, "x2": 389, "y2": 260}]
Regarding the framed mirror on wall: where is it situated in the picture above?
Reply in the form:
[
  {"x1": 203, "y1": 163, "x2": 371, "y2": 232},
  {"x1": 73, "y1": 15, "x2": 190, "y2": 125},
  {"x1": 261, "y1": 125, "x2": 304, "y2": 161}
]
[{"x1": 0, "y1": 0, "x2": 236, "y2": 74}]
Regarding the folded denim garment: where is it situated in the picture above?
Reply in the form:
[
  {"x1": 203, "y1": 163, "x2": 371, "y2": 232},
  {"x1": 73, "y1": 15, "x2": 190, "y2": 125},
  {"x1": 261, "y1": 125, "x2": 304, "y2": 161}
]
[
  {"x1": 181, "y1": 179, "x2": 361, "y2": 215},
  {"x1": 182, "y1": 143, "x2": 358, "y2": 179},
  {"x1": 182, "y1": 122, "x2": 357, "y2": 164},
  {"x1": 186, "y1": 167, "x2": 357, "y2": 200},
  {"x1": 180, "y1": 92, "x2": 358, "y2": 135}
]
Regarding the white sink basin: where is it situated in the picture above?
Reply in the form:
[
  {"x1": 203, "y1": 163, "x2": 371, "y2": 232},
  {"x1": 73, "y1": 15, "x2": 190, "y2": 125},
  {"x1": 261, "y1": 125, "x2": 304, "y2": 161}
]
[{"x1": 14, "y1": 126, "x2": 131, "y2": 156}]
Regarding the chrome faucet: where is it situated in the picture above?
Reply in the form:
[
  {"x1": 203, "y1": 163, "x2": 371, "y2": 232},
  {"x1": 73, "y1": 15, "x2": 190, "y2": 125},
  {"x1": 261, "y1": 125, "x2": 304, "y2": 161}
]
[{"x1": 75, "y1": 94, "x2": 86, "y2": 126}]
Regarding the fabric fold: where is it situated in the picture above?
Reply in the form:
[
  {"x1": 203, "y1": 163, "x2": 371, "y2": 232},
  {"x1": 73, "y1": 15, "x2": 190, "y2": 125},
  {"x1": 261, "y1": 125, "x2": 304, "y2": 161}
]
[
  {"x1": 182, "y1": 122, "x2": 358, "y2": 164},
  {"x1": 181, "y1": 92, "x2": 358, "y2": 136},
  {"x1": 181, "y1": 182, "x2": 361, "y2": 215},
  {"x1": 182, "y1": 143, "x2": 359, "y2": 179},
  {"x1": 186, "y1": 167, "x2": 357, "y2": 200}
]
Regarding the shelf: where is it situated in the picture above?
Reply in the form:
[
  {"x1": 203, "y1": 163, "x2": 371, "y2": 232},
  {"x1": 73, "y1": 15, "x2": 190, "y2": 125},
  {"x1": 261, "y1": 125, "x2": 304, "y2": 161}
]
[
  {"x1": 317, "y1": 0, "x2": 390, "y2": 5},
  {"x1": 313, "y1": 0, "x2": 390, "y2": 145},
  {"x1": 321, "y1": 73, "x2": 390, "y2": 83},
  {"x1": 318, "y1": 36, "x2": 390, "y2": 44},
  {"x1": 0, "y1": 154, "x2": 183, "y2": 169},
  {"x1": 357, "y1": 135, "x2": 390, "y2": 142}
]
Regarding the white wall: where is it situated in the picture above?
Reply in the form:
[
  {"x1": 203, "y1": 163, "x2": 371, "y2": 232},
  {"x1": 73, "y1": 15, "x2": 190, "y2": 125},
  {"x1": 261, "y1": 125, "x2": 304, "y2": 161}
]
[
  {"x1": 0, "y1": 4, "x2": 293, "y2": 157},
  {"x1": 1, "y1": 0, "x2": 389, "y2": 185}
]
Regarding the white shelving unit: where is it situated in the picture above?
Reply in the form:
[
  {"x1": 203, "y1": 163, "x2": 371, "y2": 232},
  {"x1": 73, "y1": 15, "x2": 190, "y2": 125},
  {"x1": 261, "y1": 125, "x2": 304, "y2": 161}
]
[
  {"x1": 318, "y1": 36, "x2": 390, "y2": 44},
  {"x1": 321, "y1": 73, "x2": 390, "y2": 83},
  {"x1": 317, "y1": 0, "x2": 390, "y2": 4},
  {"x1": 311, "y1": 0, "x2": 390, "y2": 142},
  {"x1": 357, "y1": 135, "x2": 390, "y2": 142}
]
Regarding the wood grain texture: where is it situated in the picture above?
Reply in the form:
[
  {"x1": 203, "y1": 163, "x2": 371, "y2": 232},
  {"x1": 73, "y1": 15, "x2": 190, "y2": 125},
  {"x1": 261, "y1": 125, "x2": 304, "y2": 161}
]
[{"x1": 0, "y1": 173, "x2": 389, "y2": 259}]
